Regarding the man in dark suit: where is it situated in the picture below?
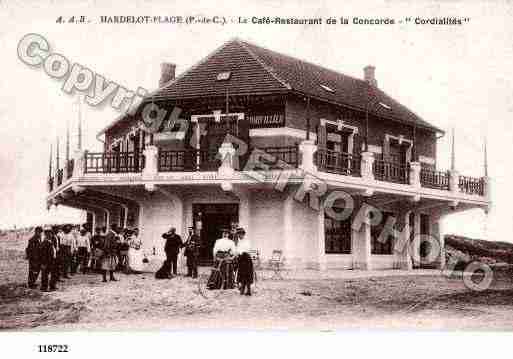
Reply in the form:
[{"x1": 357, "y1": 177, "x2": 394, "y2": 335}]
[
  {"x1": 40, "y1": 227, "x2": 58, "y2": 292},
  {"x1": 26, "y1": 226, "x2": 42, "y2": 289},
  {"x1": 162, "y1": 227, "x2": 183, "y2": 276},
  {"x1": 184, "y1": 227, "x2": 200, "y2": 278}
]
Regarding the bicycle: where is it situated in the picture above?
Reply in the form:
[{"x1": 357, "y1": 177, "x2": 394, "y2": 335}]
[{"x1": 198, "y1": 255, "x2": 236, "y2": 299}]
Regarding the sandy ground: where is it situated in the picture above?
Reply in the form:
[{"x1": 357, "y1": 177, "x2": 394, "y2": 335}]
[{"x1": 2, "y1": 233, "x2": 513, "y2": 331}]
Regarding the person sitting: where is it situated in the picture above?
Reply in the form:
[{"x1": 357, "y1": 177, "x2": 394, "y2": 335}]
[{"x1": 235, "y1": 228, "x2": 253, "y2": 296}]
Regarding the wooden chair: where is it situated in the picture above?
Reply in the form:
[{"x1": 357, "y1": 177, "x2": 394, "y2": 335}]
[
  {"x1": 269, "y1": 250, "x2": 284, "y2": 279},
  {"x1": 247, "y1": 249, "x2": 261, "y2": 269}
]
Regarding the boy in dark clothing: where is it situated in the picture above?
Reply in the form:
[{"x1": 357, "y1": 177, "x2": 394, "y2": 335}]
[
  {"x1": 162, "y1": 227, "x2": 183, "y2": 276},
  {"x1": 26, "y1": 226, "x2": 42, "y2": 289}
]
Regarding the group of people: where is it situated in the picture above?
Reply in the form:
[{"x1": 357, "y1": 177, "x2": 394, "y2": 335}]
[
  {"x1": 25, "y1": 223, "x2": 143, "y2": 291},
  {"x1": 27, "y1": 221, "x2": 254, "y2": 296},
  {"x1": 159, "y1": 225, "x2": 254, "y2": 295}
]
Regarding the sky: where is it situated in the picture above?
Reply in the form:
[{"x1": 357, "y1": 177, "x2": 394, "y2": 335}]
[{"x1": 0, "y1": 0, "x2": 512, "y2": 241}]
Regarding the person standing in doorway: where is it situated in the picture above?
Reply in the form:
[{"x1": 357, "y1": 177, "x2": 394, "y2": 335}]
[
  {"x1": 26, "y1": 226, "x2": 42, "y2": 289},
  {"x1": 162, "y1": 227, "x2": 183, "y2": 277},
  {"x1": 184, "y1": 227, "x2": 200, "y2": 278}
]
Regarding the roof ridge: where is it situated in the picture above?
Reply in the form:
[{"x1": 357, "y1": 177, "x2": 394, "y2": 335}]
[
  {"x1": 237, "y1": 39, "x2": 292, "y2": 90},
  {"x1": 237, "y1": 38, "x2": 369, "y2": 87}
]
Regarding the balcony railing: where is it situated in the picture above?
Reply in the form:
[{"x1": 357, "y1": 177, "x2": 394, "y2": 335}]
[
  {"x1": 420, "y1": 168, "x2": 450, "y2": 190},
  {"x1": 84, "y1": 151, "x2": 145, "y2": 174},
  {"x1": 158, "y1": 149, "x2": 220, "y2": 172},
  {"x1": 459, "y1": 176, "x2": 484, "y2": 196},
  {"x1": 241, "y1": 145, "x2": 299, "y2": 170},
  {"x1": 373, "y1": 160, "x2": 410, "y2": 184},
  {"x1": 257, "y1": 145, "x2": 299, "y2": 169},
  {"x1": 316, "y1": 149, "x2": 361, "y2": 177}
]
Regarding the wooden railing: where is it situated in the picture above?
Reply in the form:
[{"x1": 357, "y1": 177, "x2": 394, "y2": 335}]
[
  {"x1": 459, "y1": 176, "x2": 484, "y2": 196},
  {"x1": 241, "y1": 145, "x2": 299, "y2": 170},
  {"x1": 420, "y1": 168, "x2": 450, "y2": 190},
  {"x1": 316, "y1": 149, "x2": 361, "y2": 177},
  {"x1": 373, "y1": 160, "x2": 409, "y2": 184},
  {"x1": 158, "y1": 149, "x2": 220, "y2": 172},
  {"x1": 66, "y1": 159, "x2": 74, "y2": 179},
  {"x1": 84, "y1": 151, "x2": 145, "y2": 173},
  {"x1": 257, "y1": 145, "x2": 299, "y2": 168}
]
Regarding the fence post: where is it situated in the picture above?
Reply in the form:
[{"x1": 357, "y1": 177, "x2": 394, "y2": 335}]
[
  {"x1": 72, "y1": 149, "x2": 86, "y2": 177},
  {"x1": 299, "y1": 140, "x2": 318, "y2": 173},
  {"x1": 142, "y1": 145, "x2": 159, "y2": 190},
  {"x1": 449, "y1": 169, "x2": 459, "y2": 194},
  {"x1": 409, "y1": 161, "x2": 421, "y2": 189},
  {"x1": 360, "y1": 151, "x2": 375, "y2": 181}
]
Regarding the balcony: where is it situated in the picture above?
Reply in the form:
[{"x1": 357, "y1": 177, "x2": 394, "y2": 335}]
[
  {"x1": 315, "y1": 149, "x2": 360, "y2": 177},
  {"x1": 158, "y1": 149, "x2": 220, "y2": 172},
  {"x1": 84, "y1": 151, "x2": 145, "y2": 174},
  {"x1": 420, "y1": 168, "x2": 450, "y2": 191},
  {"x1": 47, "y1": 142, "x2": 486, "y2": 201},
  {"x1": 372, "y1": 159, "x2": 409, "y2": 184}
]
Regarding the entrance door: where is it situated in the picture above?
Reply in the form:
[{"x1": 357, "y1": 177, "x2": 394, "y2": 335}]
[{"x1": 192, "y1": 203, "x2": 239, "y2": 265}]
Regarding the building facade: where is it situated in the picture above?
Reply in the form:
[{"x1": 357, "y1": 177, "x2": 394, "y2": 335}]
[{"x1": 46, "y1": 39, "x2": 490, "y2": 270}]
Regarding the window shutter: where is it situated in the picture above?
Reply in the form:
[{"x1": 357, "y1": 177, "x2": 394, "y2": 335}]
[
  {"x1": 317, "y1": 123, "x2": 327, "y2": 149},
  {"x1": 383, "y1": 136, "x2": 390, "y2": 161}
]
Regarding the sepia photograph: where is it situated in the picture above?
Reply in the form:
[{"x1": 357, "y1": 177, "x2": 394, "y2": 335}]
[{"x1": 1, "y1": 0, "x2": 512, "y2": 356}]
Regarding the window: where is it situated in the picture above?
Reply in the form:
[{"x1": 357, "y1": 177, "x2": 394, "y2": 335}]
[
  {"x1": 325, "y1": 209, "x2": 351, "y2": 254},
  {"x1": 216, "y1": 71, "x2": 231, "y2": 81},
  {"x1": 371, "y1": 211, "x2": 394, "y2": 255}
]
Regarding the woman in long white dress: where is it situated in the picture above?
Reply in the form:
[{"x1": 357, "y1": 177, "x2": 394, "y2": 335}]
[{"x1": 127, "y1": 229, "x2": 144, "y2": 273}]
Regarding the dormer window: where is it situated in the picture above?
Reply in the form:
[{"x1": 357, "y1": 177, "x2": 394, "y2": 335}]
[
  {"x1": 216, "y1": 71, "x2": 231, "y2": 81},
  {"x1": 320, "y1": 84, "x2": 335, "y2": 93},
  {"x1": 379, "y1": 102, "x2": 391, "y2": 110}
]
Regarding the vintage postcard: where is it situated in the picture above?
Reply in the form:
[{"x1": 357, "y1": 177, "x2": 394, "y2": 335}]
[{"x1": 1, "y1": 0, "x2": 512, "y2": 355}]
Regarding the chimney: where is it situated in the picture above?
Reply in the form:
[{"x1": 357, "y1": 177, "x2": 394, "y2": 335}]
[
  {"x1": 159, "y1": 62, "x2": 176, "y2": 87},
  {"x1": 363, "y1": 65, "x2": 377, "y2": 87}
]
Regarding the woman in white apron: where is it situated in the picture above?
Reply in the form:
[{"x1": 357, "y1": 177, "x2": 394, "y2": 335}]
[{"x1": 127, "y1": 229, "x2": 144, "y2": 273}]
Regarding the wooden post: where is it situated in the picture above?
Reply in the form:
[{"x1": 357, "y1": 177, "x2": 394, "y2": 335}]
[
  {"x1": 77, "y1": 96, "x2": 82, "y2": 150},
  {"x1": 48, "y1": 144, "x2": 53, "y2": 177},
  {"x1": 66, "y1": 120, "x2": 70, "y2": 163},
  {"x1": 450, "y1": 127, "x2": 455, "y2": 171},
  {"x1": 305, "y1": 97, "x2": 311, "y2": 140},
  {"x1": 56, "y1": 137, "x2": 60, "y2": 170},
  {"x1": 484, "y1": 135, "x2": 488, "y2": 177}
]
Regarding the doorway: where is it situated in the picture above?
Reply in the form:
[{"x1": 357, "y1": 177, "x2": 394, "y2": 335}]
[{"x1": 192, "y1": 203, "x2": 239, "y2": 265}]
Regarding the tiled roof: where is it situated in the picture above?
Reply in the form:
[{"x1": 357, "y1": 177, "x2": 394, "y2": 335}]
[{"x1": 101, "y1": 39, "x2": 443, "y2": 135}]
